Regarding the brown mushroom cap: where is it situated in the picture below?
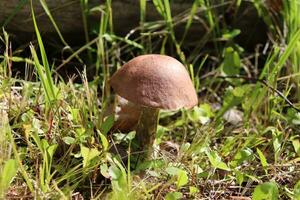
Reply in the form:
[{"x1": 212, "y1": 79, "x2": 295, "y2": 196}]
[{"x1": 110, "y1": 54, "x2": 198, "y2": 110}]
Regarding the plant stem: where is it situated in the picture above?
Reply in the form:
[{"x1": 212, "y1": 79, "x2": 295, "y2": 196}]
[{"x1": 136, "y1": 107, "x2": 159, "y2": 159}]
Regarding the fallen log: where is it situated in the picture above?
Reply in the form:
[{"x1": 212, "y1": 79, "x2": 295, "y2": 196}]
[
  {"x1": 0, "y1": 0, "x2": 268, "y2": 50},
  {"x1": 1, "y1": 1, "x2": 199, "y2": 34}
]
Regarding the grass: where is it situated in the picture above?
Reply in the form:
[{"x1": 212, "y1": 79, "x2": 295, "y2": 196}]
[
  {"x1": 0, "y1": 0, "x2": 300, "y2": 199},
  {"x1": 282, "y1": 0, "x2": 300, "y2": 100}
]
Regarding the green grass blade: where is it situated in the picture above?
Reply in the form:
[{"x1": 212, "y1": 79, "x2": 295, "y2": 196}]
[
  {"x1": 180, "y1": 1, "x2": 199, "y2": 45},
  {"x1": 38, "y1": 0, "x2": 83, "y2": 64},
  {"x1": 31, "y1": 0, "x2": 57, "y2": 103},
  {"x1": 30, "y1": 45, "x2": 53, "y2": 103},
  {"x1": 80, "y1": 0, "x2": 92, "y2": 62}
]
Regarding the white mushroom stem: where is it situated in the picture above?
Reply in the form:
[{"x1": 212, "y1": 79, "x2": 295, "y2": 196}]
[{"x1": 136, "y1": 107, "x2": 159, "y2": 158}]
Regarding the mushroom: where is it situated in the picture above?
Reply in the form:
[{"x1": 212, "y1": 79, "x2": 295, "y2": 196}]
[
  {"x1": 104, "y1": 95, "x2": 141, "y2": 132},
  {"x1": 110, "y1": 54, "x2": 198, "y2": 158},
  {"x1": 113, "y1": 95, "x2": 142, "y2": 132}
]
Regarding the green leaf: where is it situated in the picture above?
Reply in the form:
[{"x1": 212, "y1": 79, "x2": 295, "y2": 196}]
[
  {"x1": 136, "y1": 159, "x2": 165, "y2": 171},
  {"x1": 41, "y1": 139, "x2": 49, "y2": 150},
  {"x1": 0, "y1": 159, "x2": 18, "y2": 191},
  {"x1": 109, "y1": 165, "x2": 122, "y2": 180},
  {"x1": 75, "y1": 127, "x2": 88, "y2": 143},
  {"x1": 80, "y1": 145, "x2": 100, "y2": 167},
  {"x1": 114, "y1": 132, "x2": 136, "y2": 143},
  {"x1": 257, "y1": 148, "x2": 268, "y2": 167},
  {"x1": 126, "y1": 131, "x2": 136, "y2": 140},
  {"x1": 291, "y1": 138, "x2": 300, "y2": 156},
  {"x1": 98, "y1": 130, "x2": 109, "y2": 151},
  {"x1": 62, "y1": 136, "x2": 76, "y2": 145},
  {"x1": 221, "y1": 136, "x2": 237, "y2": 156},
  {"x1": 166, "y1": 166, "x2": 180, "y2": 175},
  {"x1": 221, "y1": 47, "x2": 241, "y2": 76},
  {"x1": 235, "y1": 170, "x2": 244, "y2": 185},
  {"x1": 217, "y1": 85, "x2": 250, "y2": 118},
  {"x1": 101, "y1": 115, "x2": 114, "y2": 136},
  {"x1": 177, "y1": 170, "x2": 188, "y2": 188},
  {"x1": 166, "y1": 166, "x2": 188, "y2": 188},
  {"x1": 156, "y1": 125, "x2": 168, "y2": 143},
  {"x1": 252, "y1": 182, "x2": 279, "y2": 200},
  {"x1": 100, "y1": 163, "x2": 110, "y2": 179},
  {"x1": 180, "y1": 142, "x2": 191, "y2": 152},
  {"x1": 222, "y1": 29, "x2": 241, "y2": 39},
  {"x1": 232, "y1": 86, "x2": 247, "y2": 97},
  {"x1": 165, "y1": 192, "x2": 183, "y2": 200},
  {"x1": 189, "y1": 186, "x2": 199, "y2": 195},
  {"x1": 188, "y1": 104, "x2": 214, "y2": 124},
  {"x1": 108, "y1": 160, "x2": 128, "y2": 196},
  {"x1": 206, "y1": 150, "x2": 231, "y2": 171},
  {"x1": 69, "y1": 108, "x2": 80, "y2": 123},
  {"x1": 294, "y1": 180, "x2": 300, "y2": 200},
  {"x1": 230, "y1": 148, "x2": 253, "y2": 167},
  {"x1": 271, "y1": 129, "x2": 282, "y2": 162},
  {"x1": 47, "y1": 144, "x2": 58, "y2": 159},
  {"x1": 287, "y1": 109, "x2": 300, "y2": 125}
]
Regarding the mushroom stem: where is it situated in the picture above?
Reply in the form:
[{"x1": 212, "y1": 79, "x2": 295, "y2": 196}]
[{"x1": 136, "y1": 107, "x2": 159, "y2": 158}]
